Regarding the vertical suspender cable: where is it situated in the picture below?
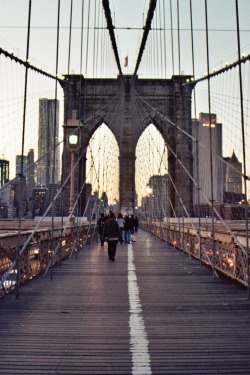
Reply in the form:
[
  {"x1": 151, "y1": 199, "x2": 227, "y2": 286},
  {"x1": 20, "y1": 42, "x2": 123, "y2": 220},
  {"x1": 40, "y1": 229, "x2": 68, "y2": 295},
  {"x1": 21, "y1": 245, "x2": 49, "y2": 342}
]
[
  {"x1": 75, "y1": 0, "x2": 85, "y2": 254},
  {"x1": 79, "y1": 0, "x2": 91, "y2": 221},
  {"x1": 204, "y1": 0, "x2": 216, "y2": 277},
  {"x1": 80, "y1": 0, "x2": 85, "y2": 74},
  {"x1": 85, "y1": 0, "x2": 91, "y2": 80},
  {"x1": 189, "y1": 0, "x2": 202, "y2": 262},
  {"x1": 17, "y1": 0, "x2": 32, "y2": 299},
  {"x1": 76, "y1": 0, "x2": 85, "y2": 231},
  {"x1": 176, "y1": 0, "x2": 181, "y2": 76},
  {"x1": 162, "y1": 0, "x2": 167, "y2": 79},
  {"x1": 176, "y1": 0, "x2": 183, "y2": 225},
  {"x1": 59, "y1": 0, "x2": 74, "y2": 266},
  {"x1": 132, "y1": 0, "x2": 157, "y2": 80},
  {"x1": 67, "y1": 0, "x2": 74, "y2": 74},
  {"x1": 169, "y1": 0, "x2": 177, "y2": 218},
  {"x1": 235, "y1": 0, "x2": 249, "y2": 298},
  {"x1": 93, "y1": 0, "x2": 97, "y2": 78},
  {"x1": 95, "y1": 0, "x2": 101, "y2": 76},
  {"x1": 50, "y1": 0, "x2": 61, "y2": 280},
  {"x1": 159, "y1": 0, "x2": 163, "y2": 79},
  {"x1": 170, "y1": 0, "x2": 175, "y2": 75}
]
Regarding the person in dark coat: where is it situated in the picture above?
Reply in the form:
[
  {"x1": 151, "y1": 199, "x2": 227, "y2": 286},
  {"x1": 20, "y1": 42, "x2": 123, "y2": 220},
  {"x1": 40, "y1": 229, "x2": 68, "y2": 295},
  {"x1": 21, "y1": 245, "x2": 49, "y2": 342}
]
[
  {"x1": 103, "y1": 212, "x2": 121, "y2": 261},
  {"x1": 124, "y1": 214, "x2": 134, "y2": 244},
  {"x1": 134, "y1": 215, "x2": 139, "y2": 233},
  {"x1": 97, "y1": 213, "x2": 105, "y2": 246}
]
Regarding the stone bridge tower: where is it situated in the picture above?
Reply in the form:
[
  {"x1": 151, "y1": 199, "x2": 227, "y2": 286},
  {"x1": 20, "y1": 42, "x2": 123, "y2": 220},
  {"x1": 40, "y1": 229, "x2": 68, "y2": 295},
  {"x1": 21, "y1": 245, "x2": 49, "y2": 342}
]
[{"x1": 60, "y1": 74, "x2": 193, "y2": 217}]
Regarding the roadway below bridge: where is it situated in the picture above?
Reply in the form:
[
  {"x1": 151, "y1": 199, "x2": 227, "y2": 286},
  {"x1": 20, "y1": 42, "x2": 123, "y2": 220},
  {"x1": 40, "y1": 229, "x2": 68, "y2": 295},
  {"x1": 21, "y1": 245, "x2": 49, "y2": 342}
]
[{"x1": 0, "y1": 230, "x2": 250, "y2": 374}]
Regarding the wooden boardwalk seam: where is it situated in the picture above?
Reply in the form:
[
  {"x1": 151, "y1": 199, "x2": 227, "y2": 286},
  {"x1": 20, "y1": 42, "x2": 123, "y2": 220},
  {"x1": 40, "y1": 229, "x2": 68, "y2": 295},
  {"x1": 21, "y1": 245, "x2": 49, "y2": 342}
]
[{"x1": 0, "y1": 230, "x2": 250, "y2": 374}]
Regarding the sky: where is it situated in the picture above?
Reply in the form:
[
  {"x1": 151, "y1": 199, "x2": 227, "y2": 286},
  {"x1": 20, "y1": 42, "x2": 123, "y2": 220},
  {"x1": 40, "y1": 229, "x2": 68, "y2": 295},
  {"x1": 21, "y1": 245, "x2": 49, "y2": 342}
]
[
  {"x1": 1, "y1": 0, "x2": 249, "y2": 78},
  {"x1": 0, "y1": 0, "x2": 250, "y2": 199}
]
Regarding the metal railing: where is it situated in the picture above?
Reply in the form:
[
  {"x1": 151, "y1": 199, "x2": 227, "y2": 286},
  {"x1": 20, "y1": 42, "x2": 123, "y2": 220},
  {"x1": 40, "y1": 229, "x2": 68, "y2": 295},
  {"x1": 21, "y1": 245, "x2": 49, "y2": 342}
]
[
  {"x1": 142, "y1": 220, "x2": 248, "y2": 286},
  {"x1": 0, "y1": 222, "x2": 97, "y2": 297}
]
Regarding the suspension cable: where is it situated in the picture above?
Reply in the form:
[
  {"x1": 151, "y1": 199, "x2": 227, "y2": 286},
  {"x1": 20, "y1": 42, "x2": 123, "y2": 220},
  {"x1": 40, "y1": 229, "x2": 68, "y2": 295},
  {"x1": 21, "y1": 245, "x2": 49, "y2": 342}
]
[
  {"x1": 132, "y1": 0, "x2": 157, "y2": 80},
  {"x1": 235, "y1": 0, "x2": 249, "y2": 297},
  {"x1": 102, "y1": 0, "x2": 124, "y2": 80},
  {"x1": 17, "y1": 0, "x2": 32, "y2": 299}
]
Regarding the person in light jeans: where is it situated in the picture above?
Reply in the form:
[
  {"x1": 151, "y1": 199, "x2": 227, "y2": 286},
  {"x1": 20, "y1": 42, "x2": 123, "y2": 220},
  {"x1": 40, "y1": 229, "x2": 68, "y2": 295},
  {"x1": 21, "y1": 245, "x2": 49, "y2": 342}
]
[{"x1": 117, "y1": 213, "x2": 125, "y2": 244}]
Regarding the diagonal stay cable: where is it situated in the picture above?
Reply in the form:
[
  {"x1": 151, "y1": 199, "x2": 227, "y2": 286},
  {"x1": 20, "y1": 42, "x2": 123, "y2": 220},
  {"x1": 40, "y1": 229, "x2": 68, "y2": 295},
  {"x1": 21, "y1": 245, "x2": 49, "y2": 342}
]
[
  {"x1": 134, "y1": 90, "x2": 250, "y2": 181},
  {"x1": 134, "y1": 91, "x2": 248, "y2": 258}
]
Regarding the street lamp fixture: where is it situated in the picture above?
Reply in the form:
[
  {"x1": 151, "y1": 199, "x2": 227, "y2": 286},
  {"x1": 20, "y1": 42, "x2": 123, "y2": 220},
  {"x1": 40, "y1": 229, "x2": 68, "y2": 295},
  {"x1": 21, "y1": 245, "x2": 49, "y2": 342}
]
[
  {"x1": 146, "y1": 186, "x2": 152, "y2": 195},
  {"x1": 68, "y1": 133, "x2": 79, "y2": 222},
  {"x1": 68, "y1": 134, "x2": 78, "y2": 146}
]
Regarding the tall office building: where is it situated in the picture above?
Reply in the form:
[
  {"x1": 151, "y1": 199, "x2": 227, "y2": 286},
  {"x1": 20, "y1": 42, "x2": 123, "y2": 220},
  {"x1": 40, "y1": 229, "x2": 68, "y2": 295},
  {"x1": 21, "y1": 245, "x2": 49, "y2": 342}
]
[
  {"x1": 37, "y1": 98, "x2": 60, "y2": 187},
  {"x1": 16, "y1": 155, "x2": 28, "y2": 177},
  {"x1": 0, "y1": 159, "x2": 10, "y2": 218},
  {"x1": 27, "y1": 149, "x2": 36, "y2": 200},
  {"x1": 225, "y1": 151, "x2": 242, "y2": 194},
  {"x1": 148, "y1": 174, "x2": 168, "y2": 218},
  {"x1": 32, "y1": 187, "x2": 48, "y2": 218},
  {"x1": 192, "y1": 113, "x2": 223, "y2": 207},
  {"x1": 0, "y1": 159, "x2": 9, "y2": 187}
]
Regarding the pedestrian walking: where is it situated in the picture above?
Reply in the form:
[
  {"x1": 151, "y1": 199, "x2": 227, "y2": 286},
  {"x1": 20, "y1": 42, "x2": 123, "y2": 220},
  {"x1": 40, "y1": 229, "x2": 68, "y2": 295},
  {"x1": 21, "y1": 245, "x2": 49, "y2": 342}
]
[
  {"x1": 117, "y1": 213, "x2": 125, "y2": 244},
  {"x1": 103, "y1": 212, "x2": 121, "y2": 261},
  {"x1": 134, "y1": 215, "x2": 139, "y2": 233},
  {"x1": 97, "y1": 213, "x2": 105, "y2": 246},
  {"x1": 124, "y1": 213, "x2": 134, "y2": 244}
]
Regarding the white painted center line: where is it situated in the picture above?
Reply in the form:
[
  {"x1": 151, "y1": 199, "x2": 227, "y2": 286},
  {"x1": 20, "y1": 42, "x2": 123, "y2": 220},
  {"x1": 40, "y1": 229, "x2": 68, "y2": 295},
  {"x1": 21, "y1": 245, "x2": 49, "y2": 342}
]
[{"x1": 128, "y1": 244, "x2": 152, "y2": 375}]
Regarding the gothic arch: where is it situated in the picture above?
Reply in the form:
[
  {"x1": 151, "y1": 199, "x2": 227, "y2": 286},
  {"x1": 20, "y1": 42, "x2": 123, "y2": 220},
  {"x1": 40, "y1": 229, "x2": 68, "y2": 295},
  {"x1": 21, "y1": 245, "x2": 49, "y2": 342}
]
[{"x1": 60, "y1": 74, "x2": 194, "y2": 215}]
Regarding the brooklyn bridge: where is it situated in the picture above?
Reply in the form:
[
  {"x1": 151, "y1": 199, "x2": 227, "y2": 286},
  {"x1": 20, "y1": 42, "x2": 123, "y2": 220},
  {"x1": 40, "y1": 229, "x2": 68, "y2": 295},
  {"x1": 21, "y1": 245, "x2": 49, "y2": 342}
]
[{"x1": 0, "y1": 0, "x2": 250, "y2": 374}]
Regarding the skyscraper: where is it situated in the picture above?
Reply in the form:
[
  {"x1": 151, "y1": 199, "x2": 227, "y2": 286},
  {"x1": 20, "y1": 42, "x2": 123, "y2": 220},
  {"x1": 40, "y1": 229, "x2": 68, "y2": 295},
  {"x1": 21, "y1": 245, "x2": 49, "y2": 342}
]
[
  {"x1": 226, "y1": 151, "x2": 242, "y2": 194},
  {"x1": 16, "y1": 155, "x2": 28, "y2": 177},
  {"x1": 0, "y1": 159, "x2": 10, "y2": 217},
  {"x1": 27, "y1": 149, "x2": 36, "y2": 200},
  {"x1": 192, "y1": 113, "x2": 223, "y2": 207},
  {"x1": 147, "y1": 174, "x2": 168, "y2": 218},
  {"x1": 0, "y1": 159, "x2": 9, "y2": 187},
  {"x1": 37, "y1": 98, "x2": 60, "y2": 187}
]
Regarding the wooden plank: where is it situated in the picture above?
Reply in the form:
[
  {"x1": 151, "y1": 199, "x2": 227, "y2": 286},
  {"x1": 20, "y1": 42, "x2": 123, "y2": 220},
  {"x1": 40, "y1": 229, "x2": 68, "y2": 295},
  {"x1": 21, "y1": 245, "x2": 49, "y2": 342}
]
[{"x1": 0, "y1": 230, "x2": 250, "y2": 374}]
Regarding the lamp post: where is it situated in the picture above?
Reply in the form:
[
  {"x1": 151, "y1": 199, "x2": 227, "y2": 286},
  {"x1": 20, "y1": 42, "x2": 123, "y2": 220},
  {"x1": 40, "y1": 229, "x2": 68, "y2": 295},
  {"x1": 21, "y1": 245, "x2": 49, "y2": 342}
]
[{"x1": 68, "y1": 133, "x2": 79, "y2": 222}]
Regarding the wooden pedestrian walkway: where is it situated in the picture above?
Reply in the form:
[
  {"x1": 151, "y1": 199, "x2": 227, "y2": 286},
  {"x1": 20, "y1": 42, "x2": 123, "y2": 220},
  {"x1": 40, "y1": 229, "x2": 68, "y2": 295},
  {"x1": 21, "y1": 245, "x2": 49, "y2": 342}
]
[{"x1": 1, "y1": 230, "x2": 250, "y2": 375}]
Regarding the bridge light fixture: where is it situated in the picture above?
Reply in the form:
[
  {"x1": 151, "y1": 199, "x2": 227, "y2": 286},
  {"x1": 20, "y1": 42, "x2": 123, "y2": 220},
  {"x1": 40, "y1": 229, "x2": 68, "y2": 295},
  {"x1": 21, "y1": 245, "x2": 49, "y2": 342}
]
[
  {"x1": 67, "y1": 132, "x2": 79, "y2": 221},
  {"x1": 146, "y1": 186, "x2": 152, "y2": 195},
  {"x1": 68, "y1": 134, "x2": 78, "y2": 146}
]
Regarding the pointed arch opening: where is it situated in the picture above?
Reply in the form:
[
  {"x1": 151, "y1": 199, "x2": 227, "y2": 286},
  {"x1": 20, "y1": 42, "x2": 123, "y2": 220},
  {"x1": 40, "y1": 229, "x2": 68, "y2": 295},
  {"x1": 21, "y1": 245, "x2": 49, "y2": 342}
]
[
  {"x1": 86, "y1": 123, "x2": 120, "y2": 211},
  {"x1": 135, "y1": 124, "x2": 168, "y2": 218}
]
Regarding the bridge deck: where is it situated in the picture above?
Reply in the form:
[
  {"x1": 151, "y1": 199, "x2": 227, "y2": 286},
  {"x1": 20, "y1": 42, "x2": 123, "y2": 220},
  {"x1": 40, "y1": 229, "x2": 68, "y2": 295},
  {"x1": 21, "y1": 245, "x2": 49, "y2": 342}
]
[{"x1": 1, "y1": 230, "x2": 250, "y2": 374}]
